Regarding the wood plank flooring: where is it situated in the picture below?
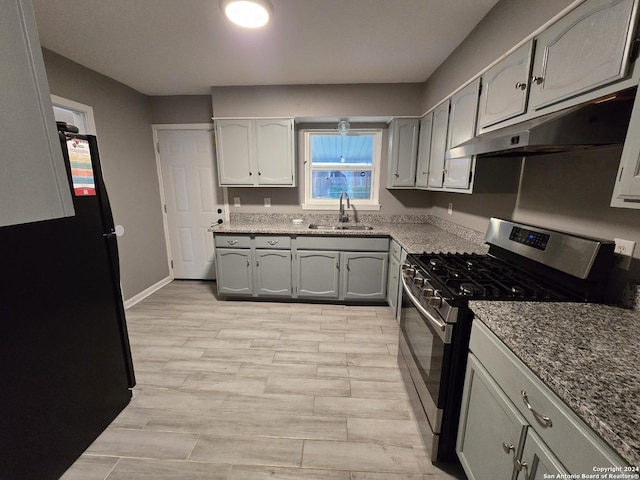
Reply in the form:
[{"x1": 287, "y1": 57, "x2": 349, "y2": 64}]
[{"x1": 61, "y1": 280, "x2": 465, "y2": 480}]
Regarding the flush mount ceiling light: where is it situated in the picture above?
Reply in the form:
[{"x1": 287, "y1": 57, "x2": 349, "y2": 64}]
[
  {"x1": 337, "y1": 120, "x2": 350, "y2": 136},
  {"x1": 220, "y1": 0, "x2": 273, "y2": 28}
]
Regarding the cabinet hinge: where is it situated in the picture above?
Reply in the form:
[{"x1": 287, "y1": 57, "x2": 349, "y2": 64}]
[
  {"x1": 163, "y1": 204, "x2": 167, "y2": 213},
  {"x1": 156, "y1": 142, "x2": 160, "y2": 154},
  {"x1": 170, "y1": 260, "x2": 174, "y2": 269},
  {"x1": 619, "y1": 166, "x2": 624, "y2": 182}
]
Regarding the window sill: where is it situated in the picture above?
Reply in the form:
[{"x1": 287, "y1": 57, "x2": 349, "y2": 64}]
[{"x1": 301, "y1": 203, "x2": 381, "y2": 211}]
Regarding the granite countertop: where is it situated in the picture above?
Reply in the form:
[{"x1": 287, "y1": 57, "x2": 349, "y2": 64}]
[
  {"x1": 470, "y1": 301, "x2": 640, "y2": 467},
  {"x1": 211, "y1": 220, "x2": 489, "y2": 255}
]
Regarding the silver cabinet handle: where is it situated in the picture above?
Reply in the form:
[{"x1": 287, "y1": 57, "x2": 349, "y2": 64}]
[
  {"x1": 394, "y1": 173, "x2": 400, "y2": 177},
  {"x1": 532, "y1": 76, "x2": 544, "y2": 85},
  {"x1": 256, "y1": 259, "x2": 260, "y2": 267},
  {"x1": 521, "y1": 390, "x2": 552, "y2": 427},
  {"x1": 267, "y1": 240, "x2": 278, "y2": 245},
  {"x1": 515, "y1": 459, "x2": 528, "y2": 471},
  {"x1": 515, "y1": 81, "x2": 527, "y2": 90},
  {"x1": 502, "y1": 442, "x2": 515, "y2": 454},
  {"x1": 227, "y1": 239, "x2": 238, "y2": 245}
]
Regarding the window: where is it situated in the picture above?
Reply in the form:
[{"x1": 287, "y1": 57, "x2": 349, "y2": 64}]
[
  {"x1": 50, "y1": 95, "x2": 96, "y2": 135},
  {"x1": 302, "y1": 128, "x2": 382, "y2": 210}
]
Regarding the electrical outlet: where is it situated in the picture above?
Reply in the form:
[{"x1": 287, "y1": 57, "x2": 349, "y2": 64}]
[
  {"x1": 233, "y1": 196, "x2": 241, "y2": 207},
  {"x1": 264, "y1": 197, "x2": 271, "y2": 207},
  {"x1": 614, "y1": 238, "x2": 635, "y2": 270},
  {"x1": 448, "y1": 203, "x2": 453, "y2": 215}
]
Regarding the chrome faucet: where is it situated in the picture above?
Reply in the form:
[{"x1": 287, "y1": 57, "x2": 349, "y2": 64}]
[{"x1": 338, "y1": 191, "x2": 350, "y2": 222}]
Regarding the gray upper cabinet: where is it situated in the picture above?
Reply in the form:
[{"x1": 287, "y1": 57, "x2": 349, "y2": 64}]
[
  {"x1": 215, "y1": 119, "x2": 295, "y2": 187},
  {"x1": 612, "y1": 83, "x2": 640, "y2": 208},
  {"x1": 447, "y1": 78, "x2": 481, "y2": 149},
  {"x1": 215, "y1": 120, "x2": 254, "y2": 185},
  {"x1": 415, "y1": 113, "x2": 433, "y2": 189},
  {"x1": 528, "y1": 0, "x2": 636, "y2": 111},
  {"x1": 428, "y1": 101, "x2": 450, "y2": 189},
  {"x1": 1, "y1": 0, "x2": 75, "y2": 227},
  {"x1": 386, "y1": 118, "x2": 420, "y2": 188},
  {"x1": 255, "y1": 119, "x2": 295, "y2": 185},
  {"x1": 478, "y1": 41, "x2": 534, "y2": 130},
  {"x1": 444, "y1": 79, "x2": 480, "y2": 191}
]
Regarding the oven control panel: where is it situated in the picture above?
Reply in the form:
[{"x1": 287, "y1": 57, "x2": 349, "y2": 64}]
[{"x1": 509, "y1": 226, "x2": 550, "y2": 250}]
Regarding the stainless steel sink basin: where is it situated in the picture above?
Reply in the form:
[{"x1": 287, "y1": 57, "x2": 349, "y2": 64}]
[{"x1": 308, "y1": 223, "x2": 374, "y2": 231}]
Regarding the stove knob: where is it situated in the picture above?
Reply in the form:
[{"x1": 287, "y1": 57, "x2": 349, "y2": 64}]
[
  {"x1": 422, "y1": 287, "x2": 434, "y2": 297},
  {"x1": 413, "y1": 276, "x2": 424, "y2": 287},
  {"x1": 427, "y1": 294, "x2": 442, "y2": 308},
  {"x1": 404, "y1": 267, "x2": 416, "y2": 278}
]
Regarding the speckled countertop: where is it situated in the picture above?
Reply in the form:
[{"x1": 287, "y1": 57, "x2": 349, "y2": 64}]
[
  {"x1": 211, "y1": 219, "x2": 489, "y2": 255},
  {"x1": 470, "y1": 301, "x2": 640, "y2": 467}
]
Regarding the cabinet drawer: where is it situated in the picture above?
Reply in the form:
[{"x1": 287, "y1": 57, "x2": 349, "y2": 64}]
[
  {"x1": 296, "y1": 236, "x2": 389, "y2": 252},
  {"x1": 390, "y1": 239, "x2": 401, "y2": 260},
  {"x1": 469, "y1": 320, "x2": 625, "y2": 471},
  {"x1": 255, "y1": 236, "x2": 291, "y2": 249},
  {"x1": 214, "y1": 234, "x2": 252, "y2": 248}
]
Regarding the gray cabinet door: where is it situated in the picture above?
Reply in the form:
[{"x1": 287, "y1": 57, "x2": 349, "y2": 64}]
[
  {"x1": 216, "y1": 248, "x2": 253, "y2": 295},
  {"x1": 255, "y1": 249, "x2": 292, "y2": 296},
  {"x1": 517, "y1": 429, "x2": 567, "y2": 480},
  {"x1": 529, "y1": 0, "x2": 635, "y2": 111},
  {"x1": 428, "y1": 101, "x2": 450, "y2": 188},
  {"x1": 478, "y1": 41, "x2": 533, "y2": 129},
  {"x1": 612, "y1": 85, "x2": 640, "y2": 208},
  {"x1": 255, "y1": 119, "x2": 295, "y2": 186},
  {"x1": 386, "y1": 253, "x2": 401, "y2": 312},
  {"x1": 457, "y1": 354, "x2": 528, "y2": 480},
  {"x1": 215, "y1": 120, "x2": 254, "y2": 185},
  {"x1": 387, "y1": 118, "x2": 420, "y2": 188},
  {"x1": 296, "y1": 250, "x2": 340, "y2": 299},
  {"x1": 447, "y1": 78, "x2": 480, "y2": 149},
  {"x1": 415, "y1": 113, "x2": 433, "y2": 189},
  {"x1": 341, "y1": 252, "x2": 388, "y2": 300},
  {"x1": 0, "y1": 0, "x2": 75, "y2": 227}
]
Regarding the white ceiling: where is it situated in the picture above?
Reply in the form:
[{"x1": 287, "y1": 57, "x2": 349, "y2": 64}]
[{"x1": 32, "y1": 0, "x2": 500, "y2": 96}]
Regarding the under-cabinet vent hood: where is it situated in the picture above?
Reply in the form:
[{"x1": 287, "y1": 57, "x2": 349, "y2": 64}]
[{"x1": 447, "y1": 89, "x2": 636, "y2": 159}]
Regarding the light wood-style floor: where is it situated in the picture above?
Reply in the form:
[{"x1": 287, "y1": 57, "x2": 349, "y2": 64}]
[{"x1": 61, "y1": 280, "x2": 466, "y2": 480}]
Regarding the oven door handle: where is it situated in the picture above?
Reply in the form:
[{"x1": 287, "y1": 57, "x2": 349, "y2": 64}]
[{"x1": 402, "y1": 274, "x2": 451, "y2": 344}]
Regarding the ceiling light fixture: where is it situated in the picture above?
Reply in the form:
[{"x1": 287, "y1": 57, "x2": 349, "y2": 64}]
[
  {"x1": 337, "y1": 120, "x2": 350, "y2": 136},
  {"x1": 220, "y1": 0, "x2": 273, "y2": 28}
]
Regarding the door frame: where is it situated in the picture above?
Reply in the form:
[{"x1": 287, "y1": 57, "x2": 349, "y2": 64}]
[{"x1": 151, "y1": 123, "x2": 229, "y2": 280}]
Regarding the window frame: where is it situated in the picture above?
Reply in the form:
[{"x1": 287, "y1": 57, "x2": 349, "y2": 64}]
[{"x1": 301, "y1": 128, "x2": 382, "y2": 210}]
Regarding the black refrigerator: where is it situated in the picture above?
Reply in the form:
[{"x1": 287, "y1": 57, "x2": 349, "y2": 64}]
[{"x1": 0, "y1": 126, "x2": 135, "y2": 479}]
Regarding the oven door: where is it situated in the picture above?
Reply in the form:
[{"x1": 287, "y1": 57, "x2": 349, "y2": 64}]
[{"x1": 398, "y1": 273, "x2": 455, "y2": 459}]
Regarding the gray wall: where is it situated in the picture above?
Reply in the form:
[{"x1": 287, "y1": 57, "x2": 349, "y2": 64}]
[
  {"x1": 212, "y1": 84, "x2": 433, "y2": 215},
  {"x1": 150, "y1": 95, "x2": 213, "y2": 124},
  {"x1": 42, "y1": 49, "x2": 170, "y2": 300},
  {"x1": 421, "y1": 0, "x2": 640, "y2": 271}
]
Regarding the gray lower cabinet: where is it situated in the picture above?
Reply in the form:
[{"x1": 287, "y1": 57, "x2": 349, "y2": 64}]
[
  {"x1": 457, "y1": 354, "x2": 531, "y2": 480},
  {"x1": 215, "y1": 235, "x2": 292, "y2": 297},
  {"x1": 340, "y1": 252, "x2": 388, "y2": 300},
  {"x1": 255, "y1": 249, "x2": 292, "y2": 296},
  {"x1": 387, "y1": 239, "x2": 403, "y2": 313},
  {"x1": 458, "y1": 320, "x2": 627, "y2": 480},
  {"x1": 216, "y1": 248, "x2": 253, "y2": 295},
  {"x1": 295, "y1": 250, "x2": 341, "y2": 299}
]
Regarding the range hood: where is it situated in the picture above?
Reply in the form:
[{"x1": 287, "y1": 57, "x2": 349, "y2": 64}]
[{"x1": 447, "y1": 89, "x2": 636, "y2": 159}]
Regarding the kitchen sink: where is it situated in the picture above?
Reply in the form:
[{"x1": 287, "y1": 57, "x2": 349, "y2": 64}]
[{"x1": 308, "y1": 223, "x2": 374, "y2": 231}]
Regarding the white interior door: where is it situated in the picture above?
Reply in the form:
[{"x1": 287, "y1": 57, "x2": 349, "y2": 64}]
[{"x1": 157, "y1": 129, "x2": 222, "y2": 279}]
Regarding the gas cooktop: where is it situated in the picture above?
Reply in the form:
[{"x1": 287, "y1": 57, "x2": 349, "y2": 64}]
[{"x1": 412, "y1": 252, "x2": 579, "y2": 301}]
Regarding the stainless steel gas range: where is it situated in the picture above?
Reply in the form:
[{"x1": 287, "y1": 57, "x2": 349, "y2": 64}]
[{"x1": 398, "y1": 218, "x2": 615, "y2": 464}]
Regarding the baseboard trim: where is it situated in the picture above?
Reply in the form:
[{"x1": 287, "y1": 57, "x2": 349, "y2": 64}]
[{"x1": 124, "y1": 276, "x2": 173, "y2": 310}]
